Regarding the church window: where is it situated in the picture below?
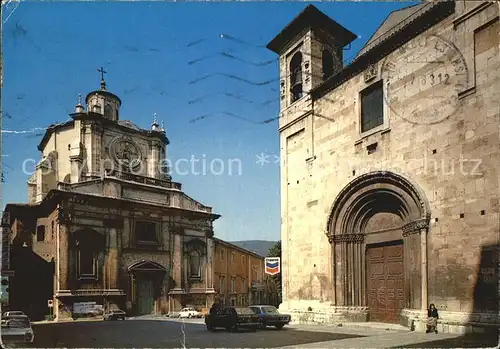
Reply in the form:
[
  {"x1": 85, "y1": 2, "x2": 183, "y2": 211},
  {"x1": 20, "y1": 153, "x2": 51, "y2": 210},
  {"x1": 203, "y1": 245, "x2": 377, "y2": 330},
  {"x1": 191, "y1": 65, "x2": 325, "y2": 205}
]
[
  {"x1": 78, "y1": 248, "x2": 96, "y2": 276},
  {"x1": 51, "y1": 221, "x2": 55, "y2": 240},
  {"x1": 36, "y1": 226, "x2": 45, "y2": 242},
  {"x1": 231, "y1": 252, "x2": 235, "y2": 263},
  {"x1": 75, "y1": 238, "x2": 99, "y2": 280},
  {"x1": 360, "y1": 80, "x2": 384, "y2": 133},
  {"x1": 289, "y1": 51, "x2": 303, "y2": 103},
  {"x1": 322, "y1": 49, "x2": 334, "y2": 80},
  {"x1": 73, "y1": 229, "x2": 104, "y2": 280},
  {"x1": 134, "y1": 221, "x2": 158, "y2": 244},
  {"x1": 104, "y1": 104, "x2": 113, "y2": 119},
  {"x1": 220, "y1": 249, "x2": 225, "y2": 261},
  {"x1": 189, "y1": 250, "x2": 201, "y2": 279}
]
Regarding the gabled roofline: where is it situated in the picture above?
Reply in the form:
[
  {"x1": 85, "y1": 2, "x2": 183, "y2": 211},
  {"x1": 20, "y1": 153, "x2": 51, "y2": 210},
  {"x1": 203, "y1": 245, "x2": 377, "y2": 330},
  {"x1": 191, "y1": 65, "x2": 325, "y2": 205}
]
[
  {"x1": 354, "y1": 3, "x2": 424, "y2": 60},
  {"x1": 213, "y1": 237, "x2": 266, "y2": 259}
]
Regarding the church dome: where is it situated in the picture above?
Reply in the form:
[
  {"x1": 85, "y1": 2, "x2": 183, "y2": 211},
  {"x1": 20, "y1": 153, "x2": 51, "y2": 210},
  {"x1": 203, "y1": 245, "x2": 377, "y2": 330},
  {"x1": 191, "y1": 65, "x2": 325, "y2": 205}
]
[{"x1": 85, "y1": 67, "x2": 122, "y2": 121}]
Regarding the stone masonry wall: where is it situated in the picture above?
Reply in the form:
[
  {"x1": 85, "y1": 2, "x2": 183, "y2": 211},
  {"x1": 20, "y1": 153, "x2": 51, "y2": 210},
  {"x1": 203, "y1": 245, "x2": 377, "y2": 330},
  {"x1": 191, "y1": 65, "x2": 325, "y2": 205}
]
[{"x1": 278, "y1": 2, "x2": 499, "y2": 323}]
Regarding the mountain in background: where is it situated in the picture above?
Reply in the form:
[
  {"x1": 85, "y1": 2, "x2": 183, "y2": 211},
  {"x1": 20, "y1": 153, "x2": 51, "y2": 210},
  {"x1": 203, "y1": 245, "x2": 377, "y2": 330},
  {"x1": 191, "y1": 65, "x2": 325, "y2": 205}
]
[{"x1": 229, "y1": 240, "x2": 278, "y2": 258}]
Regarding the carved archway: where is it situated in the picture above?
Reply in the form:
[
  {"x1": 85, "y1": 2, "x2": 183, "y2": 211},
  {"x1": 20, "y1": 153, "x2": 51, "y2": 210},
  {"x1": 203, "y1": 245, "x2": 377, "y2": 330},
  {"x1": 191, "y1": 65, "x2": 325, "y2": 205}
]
[{"x1": 325, "y1": 171, "x2": 431, "y2": 312}]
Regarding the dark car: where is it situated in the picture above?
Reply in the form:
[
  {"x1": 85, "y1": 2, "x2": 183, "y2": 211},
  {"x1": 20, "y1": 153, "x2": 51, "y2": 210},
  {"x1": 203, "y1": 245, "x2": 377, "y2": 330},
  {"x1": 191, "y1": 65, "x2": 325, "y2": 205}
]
[
  {"x1": 249, "y1": 305, "x2": 291, "y2": 329},
  {"x1": 205, "y1": 306, "x2": 259, "y2": 332},
  {"x1": 103, "y1": 310, "x2": 126, "y2": 321}
]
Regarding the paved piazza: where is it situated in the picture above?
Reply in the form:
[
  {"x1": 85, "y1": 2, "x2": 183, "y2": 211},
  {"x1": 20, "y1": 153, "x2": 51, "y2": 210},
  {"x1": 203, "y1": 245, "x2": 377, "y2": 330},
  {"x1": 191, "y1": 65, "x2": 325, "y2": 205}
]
[{"x1": 10, "y1": 318, "x2": 495, "y2": 348}]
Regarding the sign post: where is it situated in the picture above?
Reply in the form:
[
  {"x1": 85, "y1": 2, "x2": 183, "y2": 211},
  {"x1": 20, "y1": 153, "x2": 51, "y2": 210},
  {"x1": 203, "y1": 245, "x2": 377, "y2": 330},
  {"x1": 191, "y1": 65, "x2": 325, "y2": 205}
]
[
  {"x1": 47, "y1": 299, "x2": 53, "y2": 320},
  {"x1": 264, "y1": 257, "x2": 281, "y2": 276}
]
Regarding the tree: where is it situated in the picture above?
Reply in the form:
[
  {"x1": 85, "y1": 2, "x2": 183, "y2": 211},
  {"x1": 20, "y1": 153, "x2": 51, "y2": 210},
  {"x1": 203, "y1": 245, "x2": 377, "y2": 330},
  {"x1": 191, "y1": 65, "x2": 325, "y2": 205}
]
[{"x1": 267, "y1": 241, "x2": 282, "y2": 305}]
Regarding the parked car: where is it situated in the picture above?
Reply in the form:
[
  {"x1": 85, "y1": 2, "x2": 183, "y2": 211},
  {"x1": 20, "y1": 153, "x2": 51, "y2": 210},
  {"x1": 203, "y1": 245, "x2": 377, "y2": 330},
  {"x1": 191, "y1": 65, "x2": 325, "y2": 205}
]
[
  {"x1": 103, "y1": 310, "x2": 126, "y2": 321},
  {"x1": 2, "y1": 311, "x2": 25, "y2": 318},
  {"x1": 178, "y1": 308, "x2": 201, "y2": 318},
  {"x1": 205, "y1": 306, "x2": 259, "y2": 332},
  {"x1": 1, "y1": 315, "x2": 35, "y2": 344},
  {"x1": 249, "y1": 305, "x2": 291, "y2": 329}
]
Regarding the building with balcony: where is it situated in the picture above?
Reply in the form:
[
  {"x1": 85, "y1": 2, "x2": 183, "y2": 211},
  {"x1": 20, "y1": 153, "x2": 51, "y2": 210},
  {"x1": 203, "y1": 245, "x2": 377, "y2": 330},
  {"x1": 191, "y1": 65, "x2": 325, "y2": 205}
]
[
  {"x1": 1, "y1": 74, "x2": 221, "y2": 321},
  {"x1": 267, "y1": 2, "x2": 499, "y2": 332}
]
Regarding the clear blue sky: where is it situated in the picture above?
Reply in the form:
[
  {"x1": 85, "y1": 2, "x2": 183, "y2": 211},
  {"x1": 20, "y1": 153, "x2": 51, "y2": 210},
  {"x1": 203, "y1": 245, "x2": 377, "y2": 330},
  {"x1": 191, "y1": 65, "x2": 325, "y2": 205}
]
[{"x1": 1, "y1": 1, "x2": 418, "y2": 242}]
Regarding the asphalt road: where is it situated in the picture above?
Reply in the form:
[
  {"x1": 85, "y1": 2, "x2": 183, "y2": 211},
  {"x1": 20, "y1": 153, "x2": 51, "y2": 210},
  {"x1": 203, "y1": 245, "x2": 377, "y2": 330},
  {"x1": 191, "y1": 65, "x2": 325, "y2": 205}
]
[{"x1": 25, "y1": 319, "x2": 363, "y2": 348}]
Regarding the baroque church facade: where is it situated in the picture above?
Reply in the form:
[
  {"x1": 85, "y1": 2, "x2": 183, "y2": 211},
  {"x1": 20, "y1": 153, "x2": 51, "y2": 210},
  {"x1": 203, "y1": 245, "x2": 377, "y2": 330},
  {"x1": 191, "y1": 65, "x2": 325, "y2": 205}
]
[
  {"x1": 2, "y1": 74, "x2": 220, "y2": 320},
  {"x1": 267, "y1": 2, "x2": 499, "y2": 333}
]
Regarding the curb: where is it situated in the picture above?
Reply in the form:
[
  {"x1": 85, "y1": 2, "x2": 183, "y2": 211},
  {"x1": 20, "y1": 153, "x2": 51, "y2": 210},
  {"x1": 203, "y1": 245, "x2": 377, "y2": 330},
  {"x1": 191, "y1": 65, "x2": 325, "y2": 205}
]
[{"x1": 32, "y1": 317, "x2": 104, "y2": 325}]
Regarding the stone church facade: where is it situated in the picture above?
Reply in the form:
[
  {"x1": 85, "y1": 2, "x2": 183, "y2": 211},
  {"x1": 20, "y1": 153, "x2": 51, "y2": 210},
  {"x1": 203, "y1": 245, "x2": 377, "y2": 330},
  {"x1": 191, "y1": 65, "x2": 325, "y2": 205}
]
[
  {"x1": 2, "y1": 76, "x2": 221, "y2": 320},
  {"x1": 267, "y1": 2, "x2": 499, "y2": 332}
]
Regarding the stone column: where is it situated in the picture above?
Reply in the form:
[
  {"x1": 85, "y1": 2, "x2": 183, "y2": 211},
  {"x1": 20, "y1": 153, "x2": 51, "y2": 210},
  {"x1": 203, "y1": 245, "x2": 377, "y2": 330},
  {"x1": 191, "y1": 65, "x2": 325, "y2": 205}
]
[
  {"x1": 420, "y1": 228, "x2": 428, "y2": 310},
  {"x1": 58, "y1": 224, "x2": 69, "y2": 290},
  {"x1": 82, "y1": 125, "x2": 93, "y2": 174},
  {"x1": 332, "y1": 233, "x2": 364, "y2": 306},
  {"x1": 69, "y1": 156, "x2": 82, "y2": 183},
  {"x1": 93, "y1": 125, "x2": 103, "y2": 176},
  {"x1": 149, "y1": 141, "x2": 160, "y2": 178},
  {"x1": 171, "y1": 233, "x2": 184, "y2": 291},
  {"x1": 402, "y1": 218, "x2": 429, "y2": 310},
  {"x1": 206, "y1": 237, "x2": 213, "y2": 289},
  {"x1": 107, "y1": 227, "x2": 119, "y2": 289},
  {"x1": 328, "y1": 234, "x2": 337, "y2": 305}
]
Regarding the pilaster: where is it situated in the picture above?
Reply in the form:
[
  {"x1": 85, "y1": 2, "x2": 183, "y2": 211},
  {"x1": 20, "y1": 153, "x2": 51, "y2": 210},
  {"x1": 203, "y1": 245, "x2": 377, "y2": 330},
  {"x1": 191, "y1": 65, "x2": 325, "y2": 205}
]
[
  {"x1": 149, "y1": 140, "x2": 161, "y2": 178},
  {"x1": 171, "y1": 232, "x2": 184, "y2": 292},
  {"x1": 106, "y1": 227, "x2": 119, "y2": 289},
  {"x1": 82, "y1": 124, "x2": 93, "y2": 174}
]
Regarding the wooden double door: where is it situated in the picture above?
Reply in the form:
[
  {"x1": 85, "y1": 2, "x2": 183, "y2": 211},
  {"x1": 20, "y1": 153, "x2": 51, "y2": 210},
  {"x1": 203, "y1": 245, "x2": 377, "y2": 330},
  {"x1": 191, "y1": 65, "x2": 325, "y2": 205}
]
[
  {"x1": 366, "y1": 241, "x2": 405, "y2": 323},
  {"x1": 137, "y1": 279, "x2": 154, "y2": 315}
]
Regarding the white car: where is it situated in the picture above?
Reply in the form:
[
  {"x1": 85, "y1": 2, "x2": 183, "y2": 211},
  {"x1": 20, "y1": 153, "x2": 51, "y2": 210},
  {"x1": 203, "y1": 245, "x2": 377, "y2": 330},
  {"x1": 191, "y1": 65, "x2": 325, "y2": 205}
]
[
  {"x1": 178, "y1": 308, "x2": 201, "y2": 318},
  {"x1": 1, "y1": 315, "x2": 35, "y2": 344}
]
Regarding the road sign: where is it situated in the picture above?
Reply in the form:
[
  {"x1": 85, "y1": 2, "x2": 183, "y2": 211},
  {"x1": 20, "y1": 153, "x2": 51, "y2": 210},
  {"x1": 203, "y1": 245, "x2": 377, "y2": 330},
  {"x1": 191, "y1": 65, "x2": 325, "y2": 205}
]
[
  {"x1": 264, "y1": 257, "x2": 280, "y2": 276},
  {"x1": 47, "y1": 300, "x2": 53, "y2": 307}
]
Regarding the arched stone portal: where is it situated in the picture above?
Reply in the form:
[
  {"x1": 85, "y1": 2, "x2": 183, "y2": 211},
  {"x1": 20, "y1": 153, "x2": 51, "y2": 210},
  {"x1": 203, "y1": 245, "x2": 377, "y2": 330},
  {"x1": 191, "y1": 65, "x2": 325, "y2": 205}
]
[{"x1": 326, "y1": 171, "x2": 431, "y2": 323}]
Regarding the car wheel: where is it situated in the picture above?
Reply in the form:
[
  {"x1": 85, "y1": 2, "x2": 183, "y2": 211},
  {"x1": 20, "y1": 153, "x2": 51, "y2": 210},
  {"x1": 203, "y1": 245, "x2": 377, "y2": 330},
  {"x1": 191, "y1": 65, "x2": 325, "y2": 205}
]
[
  {"x1": 250, "y1": 326, "x2": 257, "y2": 332},
  {"x1": 275, "y1": 324, "x2": 284, "y2": 330}
]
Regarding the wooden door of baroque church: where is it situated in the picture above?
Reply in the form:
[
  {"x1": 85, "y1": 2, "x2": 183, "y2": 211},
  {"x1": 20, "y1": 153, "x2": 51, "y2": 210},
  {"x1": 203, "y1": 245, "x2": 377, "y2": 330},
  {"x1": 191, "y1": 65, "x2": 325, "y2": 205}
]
[{"x1": 137, "y1": 279, "x2": 154, "y2": 315}]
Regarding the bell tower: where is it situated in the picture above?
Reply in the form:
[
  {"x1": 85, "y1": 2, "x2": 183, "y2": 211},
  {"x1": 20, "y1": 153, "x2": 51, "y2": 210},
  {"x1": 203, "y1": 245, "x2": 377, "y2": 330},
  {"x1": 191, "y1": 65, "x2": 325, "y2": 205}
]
[
  {"x1": 266, "y1": 4, "x2": 357, "y2": 111},
  {"x1": 265, "y1": 5, "x2": 357, "y2": 313}
]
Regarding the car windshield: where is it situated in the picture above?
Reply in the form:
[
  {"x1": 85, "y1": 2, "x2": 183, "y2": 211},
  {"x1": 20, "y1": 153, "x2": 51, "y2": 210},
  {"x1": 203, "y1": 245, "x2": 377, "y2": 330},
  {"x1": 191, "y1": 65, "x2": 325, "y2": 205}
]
[
  {"x1": 249, "y1": 307, "x2": 259, "y2": 314},
  {"x1": 234, "y1": 307, "x2": 255, "y2": 315},
  {"x1": 4, "y1": 318, "x2": 30, "y2": 328},
  {"x1": 262, "y1": 306, "x2": 279, "y2": 314}
]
